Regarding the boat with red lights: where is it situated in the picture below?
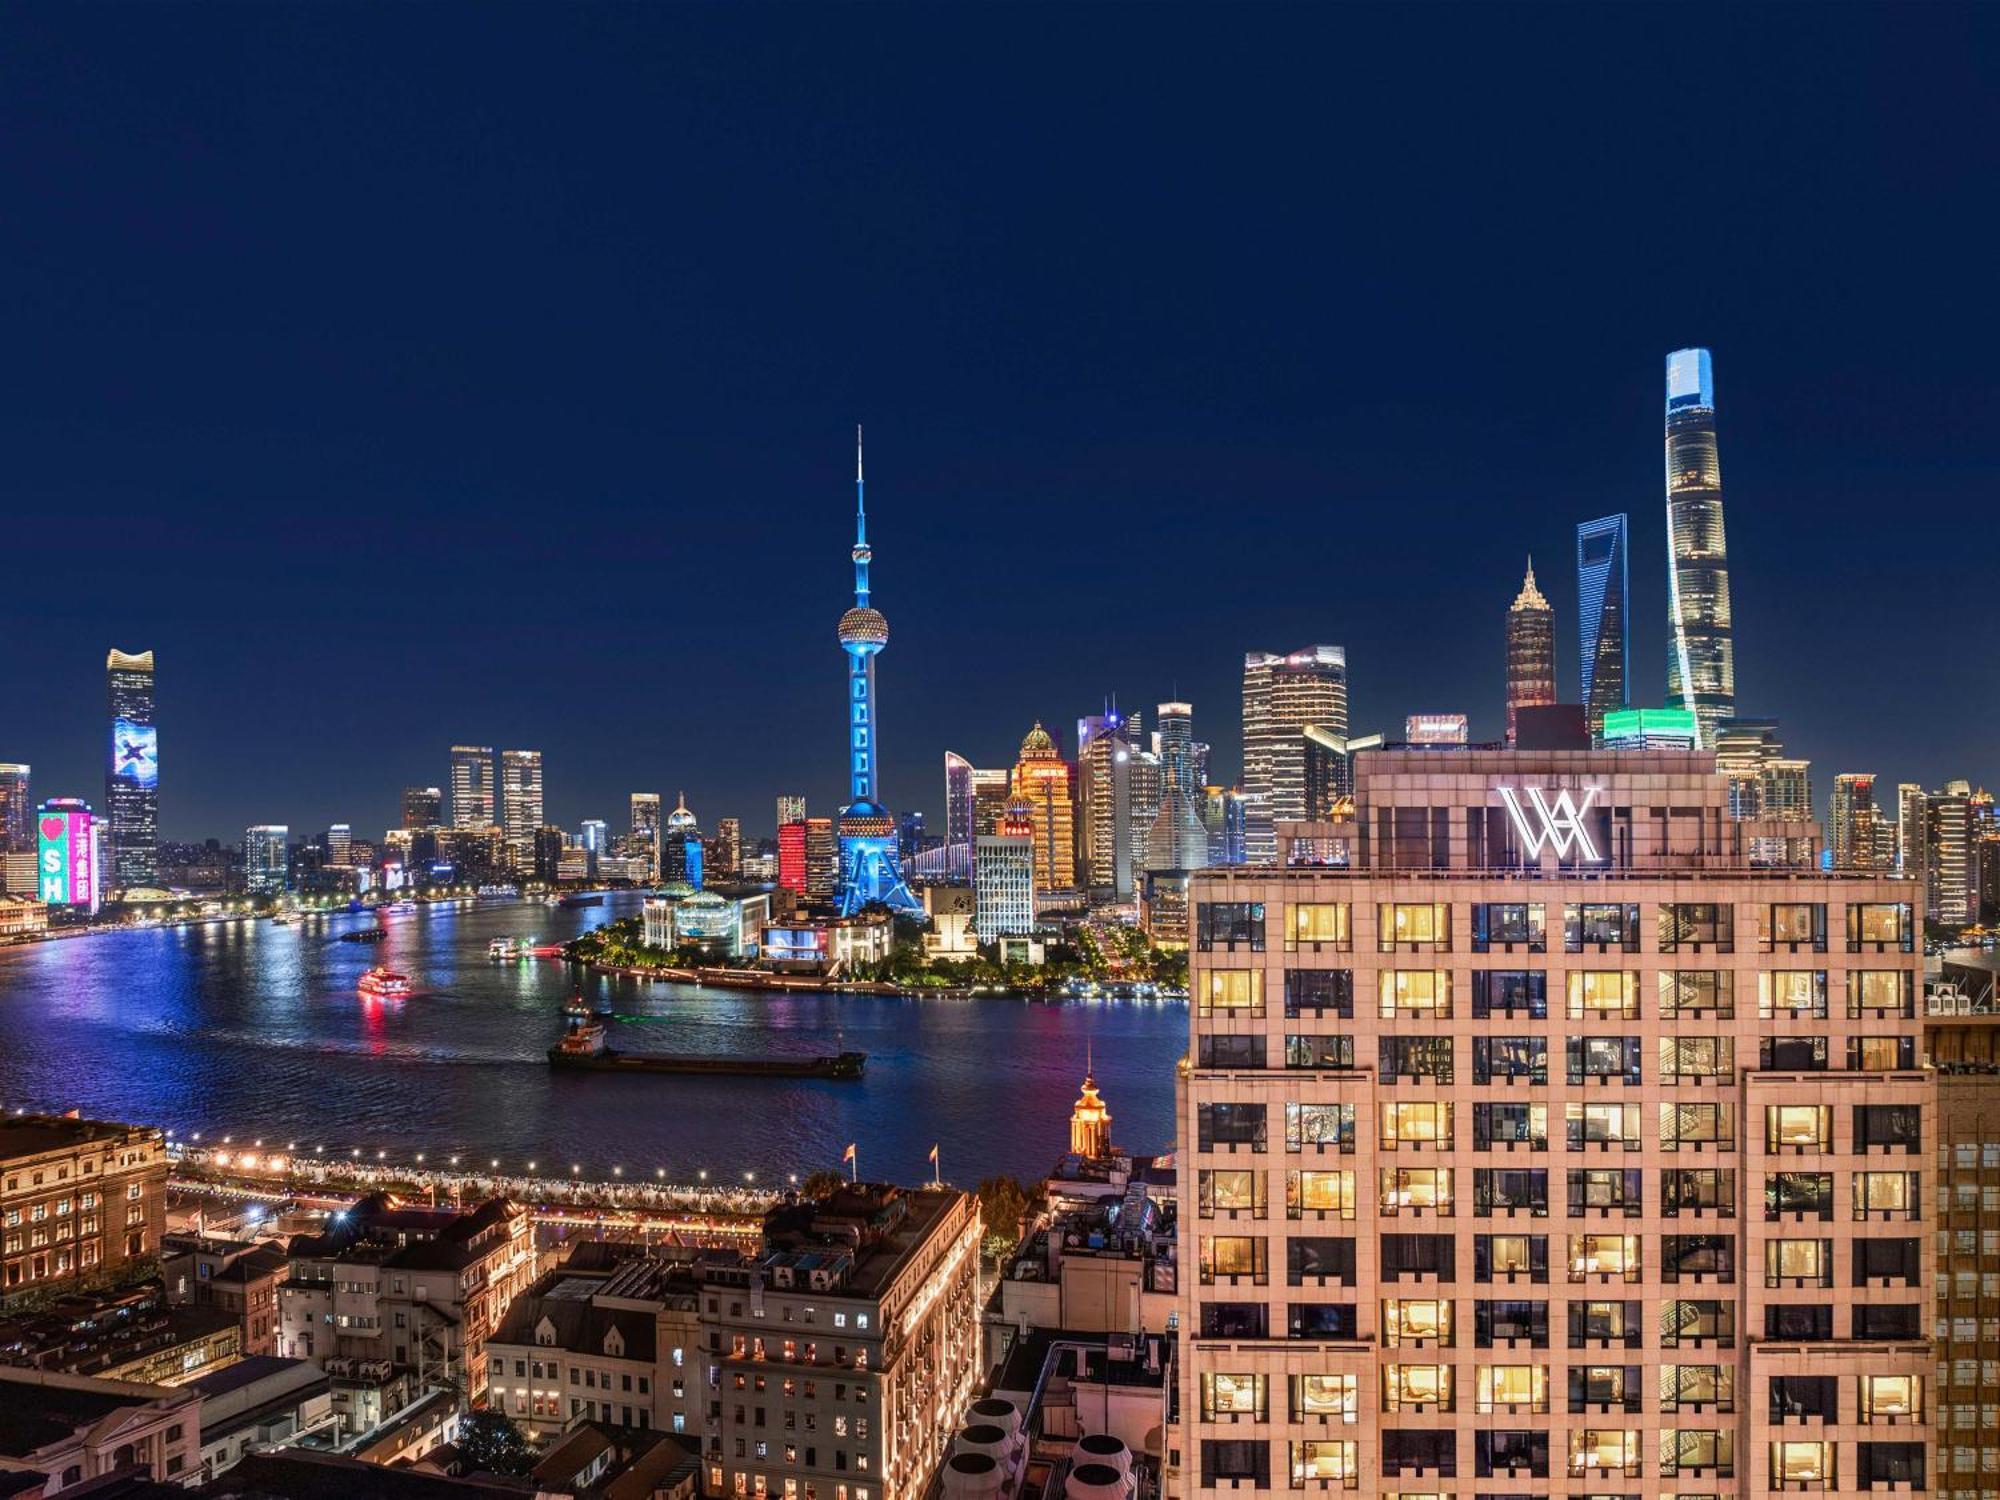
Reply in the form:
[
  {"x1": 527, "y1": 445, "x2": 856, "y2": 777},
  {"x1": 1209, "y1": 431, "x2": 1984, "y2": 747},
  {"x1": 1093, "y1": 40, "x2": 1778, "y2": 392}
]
[{"x1": 357, "y1": 967, "x2": 413, "y2": 1000}]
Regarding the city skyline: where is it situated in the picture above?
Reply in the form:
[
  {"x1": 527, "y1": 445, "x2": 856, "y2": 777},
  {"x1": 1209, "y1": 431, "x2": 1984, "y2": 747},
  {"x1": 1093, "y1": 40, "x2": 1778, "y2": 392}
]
[{"x1": 2, "y1": 7, "x2": 1995, "y2": 840}]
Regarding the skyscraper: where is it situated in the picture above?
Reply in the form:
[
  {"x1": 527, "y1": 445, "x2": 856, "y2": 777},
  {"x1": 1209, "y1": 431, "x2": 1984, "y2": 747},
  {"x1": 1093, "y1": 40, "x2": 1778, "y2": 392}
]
[
  {"x1": 1503, "y1": 560, "x2": 1555, "y2": 747},
  {"x1": 499, "y1": 750, "x2": 544, "y2": 873},
  {"x1": 450, "y1": 746, "x2": 495, "y2": 829},
  {"x1": 243, "y1": 825, "x2": 290, "y2": 895},
  {"x1": 1576, "y1": 514, "x2": 1629, "y2": 740},
  {"x1": 973, "y1": 802, "x2": 1035, "y2": 942},
  {"x1": 401, "y1": 786, "x2": 442, "y2": 830},
  {"x1": 1664, "y1": 347, "x2": 1736, "y2": 748},
  {"x1": 105, "y1": 648, "x2": 159, "y2": 889},
  {"x1": 1895, "y1": 782, "x2": 1927, "y2": 880},
  {"x1": 944, "y1": 752, "x2": 976, "y2": 853},
  {"x1": 776, "y1": 795, "x2": 806, "y2": 831},
  {"x1": 1927, "y1": 781, "x2": 1974, "y2": 926},
  {"x1": 1010, "y1": 723, "x2": 1077, "y2": 893},
  {"x1": 1241, "y1": 646, "x2": 1347, "y2": 862},
  {"x1": 714, "y1": 817, "x2": 741, "y2": 878},
  {"x1": 1831, "y1": 773, "x2": 1888, "y2": 871},
  {"x1": 0, "y1": 764, "x2": 30, "y2": 855},
  {"x1": 834, "y1": 429, "x2": 921, "y2": 916},
  {"x1": 1077, "y1": 705, "x2": 1143, "y2": 897},
  {"x1": 1147, "y1": 701, "x2": 1211, "y2": 873}
]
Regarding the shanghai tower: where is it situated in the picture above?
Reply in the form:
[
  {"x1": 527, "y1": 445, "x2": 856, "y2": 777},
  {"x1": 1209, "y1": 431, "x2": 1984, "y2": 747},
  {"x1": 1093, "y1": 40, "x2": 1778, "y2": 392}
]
[
  {"x1": 835, "y1": 428, "x2": 921, "y2": 916},
  {"x1": 1664, "y1": 347, "x2": 1734, "y2": 747}
]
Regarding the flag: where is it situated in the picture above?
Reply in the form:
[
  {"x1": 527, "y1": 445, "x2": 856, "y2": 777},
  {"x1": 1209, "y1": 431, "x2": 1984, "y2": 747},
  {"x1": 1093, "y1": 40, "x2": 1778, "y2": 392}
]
[
  {"x1": 842, "y1": 1143, "x2": 856, "y2": 1164},
  {"x1": 928, "y1": 1144, "x2": 939, "y2": 1164}
]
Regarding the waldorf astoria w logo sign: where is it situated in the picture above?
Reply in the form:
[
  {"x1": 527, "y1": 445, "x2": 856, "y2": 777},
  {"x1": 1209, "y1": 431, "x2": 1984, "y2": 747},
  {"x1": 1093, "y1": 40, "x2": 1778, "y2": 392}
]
[{"x1": 1497, "y1": 786, "x2": 1603, "y2": 862}]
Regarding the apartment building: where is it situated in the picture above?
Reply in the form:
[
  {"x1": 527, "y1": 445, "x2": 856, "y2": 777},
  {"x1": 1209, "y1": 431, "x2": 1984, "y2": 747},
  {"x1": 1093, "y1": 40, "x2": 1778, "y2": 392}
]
[
  {"x1": 700, "y1": 1184, "x2": 981, "y2": 1500},
  {"x1": 1179, "y1": 748, "x2": 1932, "y2": 1498},
  {"x1": 0, "y1": 1113, "x2": 168, "y2": 1297}
]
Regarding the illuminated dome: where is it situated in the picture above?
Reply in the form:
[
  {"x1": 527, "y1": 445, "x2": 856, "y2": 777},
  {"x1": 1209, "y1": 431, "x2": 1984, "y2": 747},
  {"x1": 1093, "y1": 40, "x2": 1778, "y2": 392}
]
[
  {"x1": 666, "y1": 792, "x2": 698, "y2": 833},
  {"x1": 838, "y1": 607, "x2": 889, "y2": 651},
  {"x1": 1019, "y1": 721, "x2": 1057, "y2": 759}
]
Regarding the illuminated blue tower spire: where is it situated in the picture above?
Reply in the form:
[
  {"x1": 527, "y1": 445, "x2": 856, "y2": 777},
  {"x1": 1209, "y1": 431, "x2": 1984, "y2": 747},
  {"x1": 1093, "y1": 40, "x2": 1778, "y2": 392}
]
[{"x1": 835, "y1": 426, "x2": 921, "y2": 916}]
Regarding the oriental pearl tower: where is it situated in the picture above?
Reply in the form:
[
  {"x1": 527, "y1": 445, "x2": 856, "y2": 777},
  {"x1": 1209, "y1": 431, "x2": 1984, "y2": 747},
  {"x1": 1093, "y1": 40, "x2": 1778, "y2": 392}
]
[{"x1": 836, "y1": 427, "x2": 922, "y2": 917}]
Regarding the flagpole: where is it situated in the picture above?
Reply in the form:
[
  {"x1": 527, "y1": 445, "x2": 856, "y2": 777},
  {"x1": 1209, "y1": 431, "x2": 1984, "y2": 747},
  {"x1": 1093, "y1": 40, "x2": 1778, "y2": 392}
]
[{"x1": 930, "y1": 1145, "x2": 940, "y2": 1188}]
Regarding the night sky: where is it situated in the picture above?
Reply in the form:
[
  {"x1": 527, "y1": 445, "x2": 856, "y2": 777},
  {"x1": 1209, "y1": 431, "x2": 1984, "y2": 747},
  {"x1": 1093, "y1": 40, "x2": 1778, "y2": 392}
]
[{"x1": 3, "y1": 5, "x2": 1995, "y2": 843}]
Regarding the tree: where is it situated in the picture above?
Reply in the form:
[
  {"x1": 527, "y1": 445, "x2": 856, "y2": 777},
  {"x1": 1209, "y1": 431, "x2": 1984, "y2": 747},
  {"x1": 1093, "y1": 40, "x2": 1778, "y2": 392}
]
[
  {"x1": 458, "y1": 1409, "x2": 536, "y2": 1477},
  {"x1": 799, "y1": 1169, "x2": 846, "y2": 1201},
  {"x1": 975, "y1": 1175, "x2": 1044, "y2": 1256}
]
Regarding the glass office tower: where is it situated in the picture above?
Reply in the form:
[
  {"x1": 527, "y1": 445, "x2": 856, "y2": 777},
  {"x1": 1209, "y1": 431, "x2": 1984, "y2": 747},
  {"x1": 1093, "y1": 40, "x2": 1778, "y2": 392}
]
[
  {"x1": 1665, "y1": 348, "x2": 1735, "y2": 748},
  {"x1": 1576, "y1": 514, "x2": 1629, "y2": 742},
  {"x1": 105, "y1": 648, "x2": 159, "y2": 889}
]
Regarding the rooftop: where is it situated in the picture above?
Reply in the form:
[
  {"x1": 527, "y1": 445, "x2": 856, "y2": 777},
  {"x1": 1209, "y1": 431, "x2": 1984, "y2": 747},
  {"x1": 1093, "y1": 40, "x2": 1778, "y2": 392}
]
[
  {"x1": 0, "y1": 1377, "x2": 147, "y2": 1458},
  {"x1": 192, "y1": 1450, "x2": 537, "y2": 1498},
  {"x1": 0, "y1": 1113, "x2": 159, "y2": 1162}
]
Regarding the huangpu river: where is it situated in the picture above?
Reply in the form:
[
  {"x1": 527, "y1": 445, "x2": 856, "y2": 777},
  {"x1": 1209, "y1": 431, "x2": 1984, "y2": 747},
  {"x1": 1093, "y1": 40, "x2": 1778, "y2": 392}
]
[{"x1": 0, "y1": 894, "x2": 1186, "y2": 1185}]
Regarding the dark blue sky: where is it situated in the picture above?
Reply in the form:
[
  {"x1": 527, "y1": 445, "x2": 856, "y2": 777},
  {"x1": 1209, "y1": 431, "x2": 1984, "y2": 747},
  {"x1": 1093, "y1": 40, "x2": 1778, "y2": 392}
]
[{"x1": 3, "y1": 5, "x2": 1994, "y2": 842}]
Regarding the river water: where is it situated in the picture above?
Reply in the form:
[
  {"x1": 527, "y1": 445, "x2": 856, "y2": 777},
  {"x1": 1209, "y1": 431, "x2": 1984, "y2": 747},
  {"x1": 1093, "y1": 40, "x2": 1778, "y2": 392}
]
[{"x1": 0, "y1": 894, "x2": 1186, "y2": 1185}]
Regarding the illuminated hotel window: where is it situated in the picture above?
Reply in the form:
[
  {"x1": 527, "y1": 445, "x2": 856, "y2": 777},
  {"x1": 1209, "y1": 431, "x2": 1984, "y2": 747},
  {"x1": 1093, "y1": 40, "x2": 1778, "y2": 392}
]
[
  {"x1": 1565, "y1": 1036, "x2": 1641, "y2": 1086},
  {"x1": 1471, "y1": 902, "x2": 1545, "y2": 952},
  {"x1": 1566, "y1": 970, "x2": 1637, "y2": 1019},
  {"x1": 1379, "y1": 1035, "x2": 1453, "y2": 1083},
  {"x1": 1759, "y1": 901, "x2": 1827, "y2": 952},
  {"x1": 1847, "y1": 969, "x2": 1915, "y2": 1018},
  {"x1": 1765, "y1": 1105, "x2": 1831, "y2": 1153},
  {"x1": 1566, "y1": 1428, "x2": 1640, "y2": 1477},
  {"x1": 1566, "y1": 1362, "x2": 1637, "y2": 1412},
  {"x1": 1663, "y1": 1427, "x2": 1736, "y2": 1476},
  {"x1": 1757, "y1": 969, "x2": 1828, "y2": 1018},
  {"x1": 1199, "y1": 1371, "x2": 1265, "y2": 1420},
  {"x1": 1289, "y1": 1373, "x2": 1357, "y2": 1421},
  {"x1": 1565, "y1": 1167, "x2": 1640, "y2": 1217},
  {"x1": 1659, "y1": 1299, "x2": 1735, "y2": 1348},
  {"x1": 1197, "y1": 1168, "x2": 1266, "y2": 1218},
  {"x1": 1565, "y1": 1298, "x2": 1637, "y2": 1348},
  {"x1": 1763, "y1": 1171, "x2": 1832, "y2": 1220},
  {"x1": 1846, "y1": 902, "x2": 1913, "y2": 953},
  {"x1": 1378, "y1": 970, "x2": 1451, "y2": 1019},
  {"x1": 1474, "y1": 1233, "x2": 1546, "y2": 1281},
  {"x1": 1764, "y1": 1237, "x2": 1833, "y2": 1287},
  {"x1": 1379, "y1": 1167, "x2": 1452, "y2": 1217},
  {"x1": 1662, "y1": 1167, "x2": 1734, "y2": 1218},
  {"x1": 1771, "y1": 1439, "x2": 1834, "y2": 1486},
  {"x1": 1853, "y1": 1170, "x2": 1919, "y2": 1219},
  {"x1": 1566, "y1": 1233, "x2": 1639, "y2": 1282},
  {"x1": 1381, "y1": 1363, "x2": 1454, "y2": 1412},
  {"x1": 1847, "y1": 1035, "x2": 1915, "y2": 1071},
  {"x1": 1287, "y1": 903, "x2": 1350, "y2": 951},
  {"x1": 1380, "y1": 1102, "x2": 1451, "y2": 1150},
  {"x1": 1659, "y1": 1102, "x2": 1734, "y2": 1152},
  {"x1": 1287, "y1": 1170, "x2": 1357, "y2": 1221},
  {"x1": 1380, "y1": 1298, "x2": 1451, "y2": 1347},
  {"x1": 1199, "y1": 970, "x2": 1263, "y2": 1018},
  {"x1": 1659, "y1": 1035, "x2": 1734, "y2": 1083},
  {"x1": 1476, "y1": 1363, "x2": 1546, "y2": 1413},
  {"x1": 1285, "y1": 1034, "x2": 1356, "y2": 1072},
  {"x1": 1285, "y1": 1102, "x2": 1356, "y2": 1153},
  {"x1": 1287, "y1": 1439, "x2": 1357, "y2": 1490},
  {"x1": 1658, "y1": 902, "x2": 1733, "y2": 952},
  {"x1": 1564, "y1": 902, "x2": 1638, "y2": 952},
  {"x1": 1378, "y1": 903, "x2": 1449, "y2": 951},
  {"x1": 1858, "y1": 1373, "x2": 1920, "y2": 1421},
  {"x1": 1198, "y1": 1235, "x2": 1267, "y2": 1285},
  {"x1": 1658, "y1": 969, "x2": 1733, "y2": 1018}
]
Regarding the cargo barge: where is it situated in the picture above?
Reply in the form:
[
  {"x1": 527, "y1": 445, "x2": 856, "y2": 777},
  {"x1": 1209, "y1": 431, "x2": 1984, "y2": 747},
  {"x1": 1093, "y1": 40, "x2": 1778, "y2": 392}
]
[{"x1": 547, "y1": 1020, "x2": 865, "y2": 1080}]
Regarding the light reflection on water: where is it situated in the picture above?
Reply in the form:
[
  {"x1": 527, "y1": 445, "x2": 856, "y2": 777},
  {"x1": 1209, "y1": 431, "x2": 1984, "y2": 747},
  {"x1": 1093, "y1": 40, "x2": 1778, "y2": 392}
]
[{"x1": 0, "y1": 894, "x2": 1187, "y2": 1183}]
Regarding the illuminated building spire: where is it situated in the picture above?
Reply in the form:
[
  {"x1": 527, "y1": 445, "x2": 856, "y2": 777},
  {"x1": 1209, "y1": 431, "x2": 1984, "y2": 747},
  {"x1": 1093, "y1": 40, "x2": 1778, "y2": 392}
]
[{"x1": 853, "y1": 423, "x2": 870, "y2": 609}]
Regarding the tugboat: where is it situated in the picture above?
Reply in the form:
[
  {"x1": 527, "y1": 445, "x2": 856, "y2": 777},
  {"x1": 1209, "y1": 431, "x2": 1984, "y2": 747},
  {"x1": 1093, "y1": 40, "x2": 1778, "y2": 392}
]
[
  {"x1": 357, "y1": 967, "x2": 413, "y2": 1000},
  {"x1": 339, "y1": 928, "x2": 388, "y2": 944}
]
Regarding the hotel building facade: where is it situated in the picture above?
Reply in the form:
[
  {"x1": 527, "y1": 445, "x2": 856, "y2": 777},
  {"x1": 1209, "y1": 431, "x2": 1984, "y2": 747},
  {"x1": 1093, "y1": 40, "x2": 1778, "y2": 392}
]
[{"x1": 1179, "y1": 748, "x2": 1932, "y2": 1499}]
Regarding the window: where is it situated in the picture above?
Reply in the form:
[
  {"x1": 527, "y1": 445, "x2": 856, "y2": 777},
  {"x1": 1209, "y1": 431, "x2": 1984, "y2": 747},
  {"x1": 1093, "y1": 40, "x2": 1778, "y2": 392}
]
[
  {"x1": 1378, "y1": 1429, "x2": 1455, "y2": 1478},
  {"x1": 1567, "y1": 1363, "x2": 1640, "y2": 1413},
  {"x1": 1379, "y1": 1233, "x2": 1453, "y2": 1282},
  {"x1": 1858, "y1": 1373, "x2": 1920, "y2": 1421},
  {"x1": 1760, "y1": 901, "x2": 1826, "y2": 952},
  {"x1": 1765, "y1": 1237, "x2": 1833, "y2": 1287},
  {"x1": 1661, "y1": 1233, "x2": 1734, "y2": 1281},
  {"x1": 1566, "y1": 1036, "x2": 1641, "y2": 1086},
  {"x1": 1767, "y1": 1302, "x2": 1834, "y2": 1340},
  {"x1": 1661, "y1": 1167, "x2": 1733, "y2": 1217},
  {"x1": 1287, "y1": 1237, "x2": 1356, "y2": 1287},
  {"x1": 1199, "y1": 1235, "x2": 1268, "y2": 1285},
  {"x1": 1566, "y1": 970, "x2": 1637, "y2": 1019},
  {"x1": 1471, "y1": 969, "x2": 1546, "y2": 1018},
  {"x1": 1284, "y1": 970, "x2": 1353, "y2": 1018},
  {"x1": 1566, "y1": 1233, "x2": 1638, "y2": 1282},
  {"x1": 1476, "y1": 1363, "x2": 1547, "y2": 1413},
  {"x1": 1200, "y1": 1034, "x2": 1268, "y2": 1069},
  {"x1": 1287, "y1": 903, "x2": 1350, "y2": 951},
  {"x1": 1472, "y1": 902, "x2": 1545, "y2": 952},
  {"x1": 1659, "y1": 1298, "x2": 1734, "y2": 1348},
  {"x1": 1200, "y1": 970, "x2": 1264, "y2": 1018},
  {"x1": 1770, "y1": 1439, "x2": 1835, "y2": 1487},
  {"x1": 1200, "y1": 1168, "x2": 1268, "y2": 1218},
  {"x1": 1378, "y1": 1167, "x2": 1452, "y2": 1216},
  {"x1": 1565, "y1": 1101, "x2": 1639, "y2": 1152},
  {"x1": 1285, "y1": 1103, "x2": 1356, "y2": 1153},
  {"x1": 1199, "y1": 1103, "x2": 1268, "y2": 1151},
  {"x1": 1380, "y1": 1102, "x2": 1452, "y2": 1150},
  {"x1": 1566, "y1": 1298, "x2": 1639, "y2": 1348},
  {"x1": 1381, "y1": 1363, "x2": 1454, "y2": 1412},
  {"x1": 1764, "y1": 1171, "x2": 1832, "y2": 1221},
  {"x1": 1565, "y1": 903, "x2": 1638, "y2": 952},
  {"x1": 1378, "y1": 970, "x2": 1451, "y2": 1019},
  {"x1": 1473, "y1": 1430, "x2": 1547, "y2": 1478},
  {"x1": 1473, "y1": 1036, "x2": 1546, "y2": 1085},
  {"x1": 1757, "y1": 969, "x2": 1828, "y2": 1018},
  {"x1": 1852, "y1": 1236, "x2": 1922, "y2": 1285},
  {"x1": 1566, "y1": 1167, "x2": 1641, "y2": 1217},
  {"x1": 1378, "y1": 1036, "x2": 1453, "y2": 1083},
  {"x1": 1197, "y1": 902, "x2": 1264, "y2": 952},
  {"x1": 1200, "y1": 1372, "x2": 1266, "y2": 1421},
  {"x1": 1473, "y1": 1233, "x2": 1547, "y2": 1282},
  {"x1": 1472, "y1": 1102, "x2": 1547, "y2": 1151},
  {"x1": 1287, "y1": 1302, "x2": 1358, "y2": 1340},
  {"x1": 1758, "y1": 1035, "x2": 1827, "y2": 1072},
  {"x1": 1853, "y1": 1302, "x2": 1921, "y2": 1339},
  {"x1": 1847, "y1": 1035, "x2": 1915, "y2": 1072},
  {"x1": 1199, "y1": 1439, "x2": 1269, "y2": 1488},
  {"x1": 1848, "y1": 969, "x2": 1915, "y2": 1018},
  {"x1": 1853, "y1": 1170, "x2": 1919, "y2": 1219},
  {"x1": 1378, "y1": 903, "x2": 1449, "y2": 951},
  {"x1": 1769, "y1": 1374, "x2": 1838, "y2": 1420},
  {"x1": 1658, "y1": 968, "x2": 1733, "y2": 1018},
  {"x1": 1853, "y1": 1103, "x2": 1920, "y2": 1153},
  {"x1": 1847, "y1": 902, "x2": 1913, "y2": 952},
  {"x1": 1474, "y1": 1167, "x2": 1548, "y2": 1218},
  {"x1": 1857, "y1": 1442, "x2": 1925, "y2": 1489},
  {"x1": 1200, "y1": 1302, "x2": 1269, "y2": 1339},
  {"x1": 1284, "y1": 1035, "x2": 1355, "y2": 1071},
  {"x1": 1663, "y1": 1427, "x2": 1736, "y2": 1477},
  {"x1": 1566, "y1": 1428, "x2": 1640, "y2": 1478},
  {"x1": 1659, "y1": 902, "x2": 1733, "y2": 951},
  {"x1": 1660, "y1": 1035, "x2": 1734, "y2": 1083},
  {"x1": 1287, "y1": 1439, "x2": 1357, "y2": 1489},
  {"x1": 1765, "y1": 1105, "x2": 1831, "y2": 1152},
  {"x1": 1380, "y1": 1298, "x2": 1452, "y2": 1347},
  {"x1": 1289, "y1": 1373, "x2": 1356, "y2": 1422},
  {"x1": 1287, "y1": 1170, "x2": 1357, "y2": 1220},
  {"x1": 1475, "y1": 1297, "x2": 1547, "y2": 1347}
]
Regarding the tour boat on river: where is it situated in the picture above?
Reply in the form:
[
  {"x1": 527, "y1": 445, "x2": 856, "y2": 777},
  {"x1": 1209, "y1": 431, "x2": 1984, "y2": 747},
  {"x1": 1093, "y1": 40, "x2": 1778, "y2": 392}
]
[{"x1": 357, "y1": 967, "x2": 413, "y2": 1000}]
